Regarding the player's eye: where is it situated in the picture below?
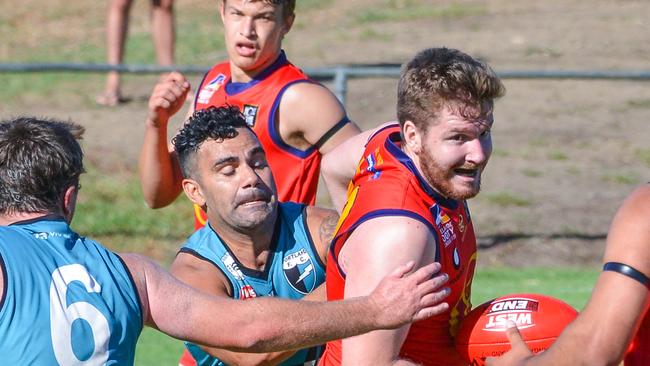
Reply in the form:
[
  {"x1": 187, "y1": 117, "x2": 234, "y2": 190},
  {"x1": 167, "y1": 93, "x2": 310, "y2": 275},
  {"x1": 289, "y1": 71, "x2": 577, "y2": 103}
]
[
  {"x1": 220, "y1": 166, "x2": 236, "y2": 176},
  {"x1": 252, "y1": 158, "x2": 268, "y2": 169}
]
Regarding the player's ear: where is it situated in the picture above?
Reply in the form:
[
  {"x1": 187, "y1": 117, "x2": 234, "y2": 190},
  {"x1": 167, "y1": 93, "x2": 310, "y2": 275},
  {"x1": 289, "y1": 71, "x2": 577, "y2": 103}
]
[
  {"x1": 219, "y1": 0, "x2": 227, "y2": 21},
  {"x1": 62, "y1": 184, "x2": 79, "y2": 223},
  {"x1": 402, "y1": 120, "x2": 422, "y2": 154},
  {"x1": 182, "y1": 178, "x2": 207, "y2": 208},
  {"x1": 282, "y1": 13, "x2": 295, "y2": 36}
]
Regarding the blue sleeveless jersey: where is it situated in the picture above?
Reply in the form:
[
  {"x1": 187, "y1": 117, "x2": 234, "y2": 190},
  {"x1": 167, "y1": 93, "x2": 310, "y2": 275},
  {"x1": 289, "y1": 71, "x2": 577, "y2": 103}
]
[
  {"x1": 0, "y1": 216, "x2": 143, "y2": 365},
  {"x1": 181, "y1": 202, "x2": 326, "y2": 366}
]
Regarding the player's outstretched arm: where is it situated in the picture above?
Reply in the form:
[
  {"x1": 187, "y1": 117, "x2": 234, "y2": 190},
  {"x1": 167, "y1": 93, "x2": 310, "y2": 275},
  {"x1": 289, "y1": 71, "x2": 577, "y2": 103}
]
[
  {"x1": 120, "y1": 253, "x2": 449, "y2": 353},
  {"x1": 321, "y1": 123, "x2": 396, "y2": 213},
  {"x1": 139, "y1": 71, "x2": 191, "y2": 208},
  {"x1": 487, "y1": 184, "x2": 650, "y2": 366}
]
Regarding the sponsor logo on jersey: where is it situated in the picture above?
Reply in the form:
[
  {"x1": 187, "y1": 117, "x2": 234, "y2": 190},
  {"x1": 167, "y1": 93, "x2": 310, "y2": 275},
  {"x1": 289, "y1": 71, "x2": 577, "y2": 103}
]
[
  {"x1": 365, "y1": 148, "x2": 383, "y2": 180},
  {"x1": 430, "y1": 204, "x2": 457, "y2": 247},
  {"x1": 483, "y1": 297, "x2": 539, "y2": 332},
  {"x1": 240, "y1": 285, "x2": 257, "y2": 299},
  {"x1": 221, "y1": 252, "x2": 245, "y2": 280},
  {"x1": 282, "y1": 248, "x2": 317, "y2": 294},
  {"x1": 32, "y1": 231, "x2": 72, "y2": 240},
  {"x1": 197, "y1": 73, "x2": 226, "y2": 104},
  {"x1": 243, "y1": 104, "x2": 259, "y2": 127}
]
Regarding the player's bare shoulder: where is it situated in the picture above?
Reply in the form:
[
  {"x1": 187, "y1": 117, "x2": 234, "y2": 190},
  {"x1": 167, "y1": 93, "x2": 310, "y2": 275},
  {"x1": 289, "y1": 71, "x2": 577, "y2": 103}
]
[
  {"x1": 304, "y1": 206, "x2": 340, "y2": 260},
  {"x1": 278, "y1": 82, "x2": 346, "y2": 133}
]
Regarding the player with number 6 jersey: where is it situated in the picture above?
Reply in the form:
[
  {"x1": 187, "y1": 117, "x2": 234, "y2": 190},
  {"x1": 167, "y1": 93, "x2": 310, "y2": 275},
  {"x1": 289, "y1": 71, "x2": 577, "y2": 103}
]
[{"x1": 0, "y1": 217, "x2": 142, "y2": 365}]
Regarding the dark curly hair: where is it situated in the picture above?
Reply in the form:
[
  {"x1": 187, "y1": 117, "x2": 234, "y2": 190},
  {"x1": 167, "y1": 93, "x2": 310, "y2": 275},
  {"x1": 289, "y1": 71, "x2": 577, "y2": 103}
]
[
  {"x1": 173, "y1": 105, "x2": 252, "y2": 179},
  {"x1": 0, "y1": 116, "x2": 85, "y2": 215}
]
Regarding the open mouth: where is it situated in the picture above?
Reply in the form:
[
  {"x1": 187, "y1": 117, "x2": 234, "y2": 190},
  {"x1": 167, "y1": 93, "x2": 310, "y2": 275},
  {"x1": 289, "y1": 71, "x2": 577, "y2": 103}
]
[
  {"x1": 454, "y1": 168, "x2": 479, "y2": 178},
  {"x1": 236, "y1": 42, "x2": 256, "y2": 56}
]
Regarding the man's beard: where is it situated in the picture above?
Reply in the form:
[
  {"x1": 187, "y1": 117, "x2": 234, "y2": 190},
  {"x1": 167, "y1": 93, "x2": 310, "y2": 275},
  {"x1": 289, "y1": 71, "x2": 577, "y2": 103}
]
[{"x1": 417, "y1": 146, "x2": 482, "y2": 200}]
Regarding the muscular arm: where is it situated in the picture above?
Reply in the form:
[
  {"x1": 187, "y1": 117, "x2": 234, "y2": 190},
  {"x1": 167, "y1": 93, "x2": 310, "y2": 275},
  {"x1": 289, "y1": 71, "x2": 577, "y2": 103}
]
[
  {"x1": 277, "y1": 83, "x2": 361, "y2": 206},
  {"x1": 139, "y1": 72, "x2": 193, "y2": 208},
  {"x1": 119, "y1": 252, "x2": 449, "y2": 353},
  {"x1": 321, "y1": 123, "x2": 396, "y2": 212},
  {"x1": 488, "y1": 184, "x2": 650, "y2": 366},
  {"x1": 278, "y1": 82, "x2": 361, "y2": 155},
  {"x1": 339, "y1": 216, "x2": 448, "y2": 366}
]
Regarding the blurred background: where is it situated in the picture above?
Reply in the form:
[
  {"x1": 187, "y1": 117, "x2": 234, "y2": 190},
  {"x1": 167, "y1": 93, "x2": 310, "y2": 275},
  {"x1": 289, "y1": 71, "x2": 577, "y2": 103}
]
[{"x1": 1, "y1": 0, "x2": 648, "y2": 363}]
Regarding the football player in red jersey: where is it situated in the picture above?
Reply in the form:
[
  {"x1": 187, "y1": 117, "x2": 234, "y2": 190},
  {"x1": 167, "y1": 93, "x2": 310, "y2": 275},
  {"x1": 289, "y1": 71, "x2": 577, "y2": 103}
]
[
  {"x1": 487, "y1": 183, "x2": 650, "y2": 366},
  {"x1": 318, "y1": 47, "x2": 506, "y2": 366},
  {"x1": 139, "y1": 0, "x2": 360, "y2": 229}
]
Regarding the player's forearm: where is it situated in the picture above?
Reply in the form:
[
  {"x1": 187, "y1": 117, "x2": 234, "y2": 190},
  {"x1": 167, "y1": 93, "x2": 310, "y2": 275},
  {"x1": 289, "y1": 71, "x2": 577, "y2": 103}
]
[
  {"x1": 186, "y1": 296, "x2": 380, "y2": 353},
  {"x1": 139, "y1": 121, "x2": 183, "y2": 207}
]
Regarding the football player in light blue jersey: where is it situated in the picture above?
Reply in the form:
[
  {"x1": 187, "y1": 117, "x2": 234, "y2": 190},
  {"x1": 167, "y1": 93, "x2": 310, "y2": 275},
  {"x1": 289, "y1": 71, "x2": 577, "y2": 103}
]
[
  {"x1": 0, "y1": 116, "x2": 451, "y2": 365},
  {"x1": 170, "y1": 105, "x2": 340, "y2": 365}
]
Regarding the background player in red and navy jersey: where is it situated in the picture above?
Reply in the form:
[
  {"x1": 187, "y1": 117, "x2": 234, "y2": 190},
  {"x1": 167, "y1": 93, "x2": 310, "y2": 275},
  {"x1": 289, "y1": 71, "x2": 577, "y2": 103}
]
[
  {"x1": 487, "y1": 183, "x2": 650, "y2": 366},
  {"x1": 319, "y1": 47, "x2": 506, "y2": 366},
  {"x1": 139, "y1": 0, "x2": 360, "y2": 229}
]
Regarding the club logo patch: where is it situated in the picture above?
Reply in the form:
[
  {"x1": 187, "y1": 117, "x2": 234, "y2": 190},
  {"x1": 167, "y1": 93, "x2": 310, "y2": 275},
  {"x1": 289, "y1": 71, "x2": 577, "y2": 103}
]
[
  {"x1": 282, "y1": 249, "x2": 317, "y2": 294},
  {"x1": 364, "y1": 148, "x2": 384, "y2": 180},
  {"x1": 243, "y1": 104, "x2": 259, "y2": 127},
  {"x1": 197, "y1": 73, "x2": 226, "y2": 104}
]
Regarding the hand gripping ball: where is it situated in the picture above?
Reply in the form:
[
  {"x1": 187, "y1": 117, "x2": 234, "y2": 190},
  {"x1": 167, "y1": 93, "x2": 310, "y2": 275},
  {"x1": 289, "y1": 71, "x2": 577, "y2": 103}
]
[{"x1": 455, "y1": 293, "x2": 578, "y2": 366}]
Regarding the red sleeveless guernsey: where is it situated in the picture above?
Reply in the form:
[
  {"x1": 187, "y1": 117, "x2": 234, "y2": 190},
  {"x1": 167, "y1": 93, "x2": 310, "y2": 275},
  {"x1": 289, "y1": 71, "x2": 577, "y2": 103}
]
[
  {"x1": 192, "y1": 52, "x2": 320, "y2": 229},
  {"x1": 625, "y1": 300, "x2": 650, "y2": 365},
  {"x1": 320, "y1": 125, "x2": 476, "y2": 366}
]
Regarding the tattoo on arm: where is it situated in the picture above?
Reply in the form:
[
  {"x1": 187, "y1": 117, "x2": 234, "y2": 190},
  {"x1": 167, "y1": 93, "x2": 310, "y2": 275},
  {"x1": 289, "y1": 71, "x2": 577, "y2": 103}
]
[{"x1": 319, "y1": 212, "x2": 340, "y2": 245}]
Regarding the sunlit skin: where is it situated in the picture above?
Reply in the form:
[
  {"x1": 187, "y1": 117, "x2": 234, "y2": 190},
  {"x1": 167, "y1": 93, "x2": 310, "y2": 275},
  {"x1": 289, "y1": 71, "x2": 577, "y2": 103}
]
[
  {"x1": 184, "y1": 128, "x2": 278, "y2": 237},
  {"x1": 404, "y1": 103, "x2": 494, "y2": 200},
  {"x1": 220, "y1": 0, "x2": 294, "y2": 82}
]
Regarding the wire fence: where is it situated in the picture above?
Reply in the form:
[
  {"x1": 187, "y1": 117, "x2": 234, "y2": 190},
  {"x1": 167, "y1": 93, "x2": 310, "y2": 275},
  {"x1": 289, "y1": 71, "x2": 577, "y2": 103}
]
[{"x1": 2, "y1": 62, "x2": 649, "y2": 105}]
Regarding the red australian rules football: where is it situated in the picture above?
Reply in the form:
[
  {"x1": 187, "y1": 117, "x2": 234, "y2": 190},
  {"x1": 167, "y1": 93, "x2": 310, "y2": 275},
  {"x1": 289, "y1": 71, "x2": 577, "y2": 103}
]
[{"x1": 455, "y1": 293, "x2": 578, "y2": 366}]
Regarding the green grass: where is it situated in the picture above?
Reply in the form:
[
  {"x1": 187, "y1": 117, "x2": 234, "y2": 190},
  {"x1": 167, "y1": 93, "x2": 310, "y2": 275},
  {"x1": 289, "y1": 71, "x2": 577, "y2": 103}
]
[
  {"x1": 471, "y1": 267, "x2": 599, "y2": 310},
  {"x1": 548, "y1": 151, "x2": 568, "y2": 161},
  {"x1": 135, "y1": 329, "x2": 186, "y2": 365},
  {"x1": 636, "y1": 148, "x2": 650, "y2": 166},
  {"x1": 601, "y1": 172, "x2": 640, "y2": 185},
  {"x1": 484, "y1": 192, "x2": 532, "y2": 207},
  {"x1": 626, "y1": 98, "x2": 650, "y2": 109},
  {"x1": 521, "y1": 168, "x2": 542, "y2": 178},
  {"x1": 71, "y1": 167, "x2": 193, "y2": 264}
]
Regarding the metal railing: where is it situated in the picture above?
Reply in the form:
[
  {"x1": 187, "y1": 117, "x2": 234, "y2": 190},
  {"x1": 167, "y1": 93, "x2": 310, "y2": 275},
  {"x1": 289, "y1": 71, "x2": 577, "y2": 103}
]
[{"x1": 2, "y1": 63, "x2": 649, "y2": 105}]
